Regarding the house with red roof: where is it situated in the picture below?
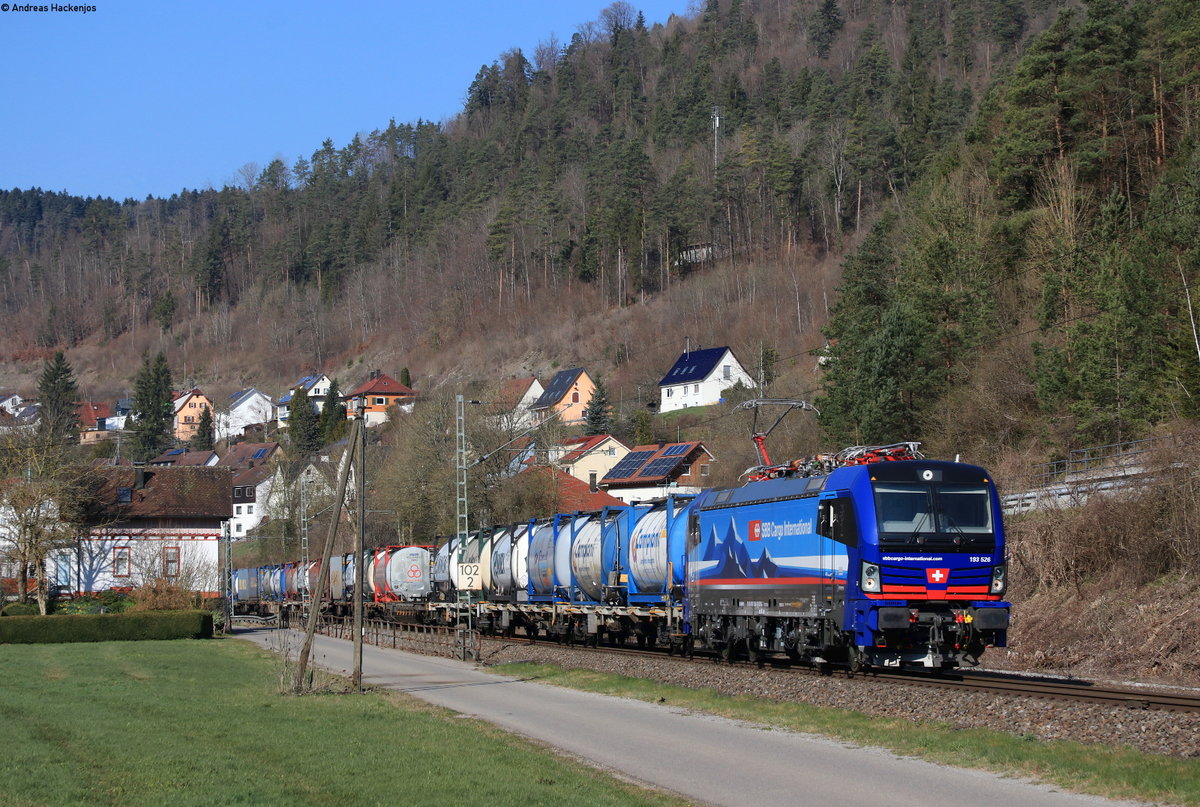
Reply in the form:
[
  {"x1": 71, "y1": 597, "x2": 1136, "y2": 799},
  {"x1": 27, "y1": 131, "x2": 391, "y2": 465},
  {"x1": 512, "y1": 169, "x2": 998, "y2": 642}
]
[
  {"x1": 529, "y1": 367, "x2": 594, "y2": 425},
  {"x1": 344, "y1": 370, "x2": 416, "y2": 426},
  {"x1": 511, "y1": 466, "x2": 625, "y2": 516},
  {"x1": 550, "y1": 434, "x2": 629, "y2": 491},
  {"x1": 598, "y1": 441, "x2": 715, "y2": 503}
]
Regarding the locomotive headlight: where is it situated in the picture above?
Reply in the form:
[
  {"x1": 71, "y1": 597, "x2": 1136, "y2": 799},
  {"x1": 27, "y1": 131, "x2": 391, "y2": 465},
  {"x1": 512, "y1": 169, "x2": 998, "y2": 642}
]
[
  {"x1": 990, "y1": 564, "x2": 1007, "y2": 595},
  {"x1": 860, "y1": 563, "x2": 881, "y2": 593}
]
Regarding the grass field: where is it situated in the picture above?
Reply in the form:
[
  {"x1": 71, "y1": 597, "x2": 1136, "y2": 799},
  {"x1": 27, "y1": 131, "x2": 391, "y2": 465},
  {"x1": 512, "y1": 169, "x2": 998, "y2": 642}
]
[
  {"x1": 497, "y1": 662, "x2": 1200, "y2": 807},
  {"x1": 0, "y1": 639, "x2": 686, "y2": 807}
]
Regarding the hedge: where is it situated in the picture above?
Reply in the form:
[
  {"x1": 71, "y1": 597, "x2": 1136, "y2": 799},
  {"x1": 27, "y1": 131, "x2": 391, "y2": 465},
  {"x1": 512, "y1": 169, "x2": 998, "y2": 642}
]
[
  {"x1": 1, "y1": 602, "x2": 41, "y2": 617},
  {"x1": 0, "y1": 610, "x2": 214, "y2": 643}
]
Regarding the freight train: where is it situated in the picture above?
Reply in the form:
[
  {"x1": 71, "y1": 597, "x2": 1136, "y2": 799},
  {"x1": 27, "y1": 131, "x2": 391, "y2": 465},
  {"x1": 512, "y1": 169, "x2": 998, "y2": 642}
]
[{"x1": 234, "y1": 443, "x2": 1010, "y2": 671}]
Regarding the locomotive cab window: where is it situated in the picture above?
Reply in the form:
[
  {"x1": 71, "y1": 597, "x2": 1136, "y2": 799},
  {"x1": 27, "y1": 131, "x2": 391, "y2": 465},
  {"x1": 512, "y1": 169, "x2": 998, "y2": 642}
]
[{"x1": 873, "y1": 482, "x2": 993, "y2": 547}]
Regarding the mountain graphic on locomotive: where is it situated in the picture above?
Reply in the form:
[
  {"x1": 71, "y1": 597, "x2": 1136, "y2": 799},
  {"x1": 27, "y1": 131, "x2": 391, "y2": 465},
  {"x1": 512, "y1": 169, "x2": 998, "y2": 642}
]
[{"x1": 235, "y1": 441, "x2": 1010, "y2": 671}]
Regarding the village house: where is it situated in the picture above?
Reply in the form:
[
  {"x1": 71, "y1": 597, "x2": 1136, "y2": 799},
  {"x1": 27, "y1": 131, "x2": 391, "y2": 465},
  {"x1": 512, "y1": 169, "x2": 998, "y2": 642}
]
[
  {"x1": 49, "y1": 465, "x2": 232, "y2": 596},
  {"x1": 529, "y1": 368, "x2": 595, "y2": 426},
  {"x1": 599, "y1": 441, "x2": 715, "y2": 503},
  {"x1": 172, "y1": 389, "x2": 213, "y2": 444},
  {"x1": 343, "y1": 370, "x2": 416, "y2": 426},
  {"x1": 0, "y1": 392, "x2": 23, "y2": 416},
  {"x1": 77, "y1": 400, "x2": 115, "y2": 446},
  {"x1": 218, "y1": 388, "x2": 275, "y2": 441},
  {"x1": 492, "y1": 376, "x2": 544, "y2": 431},
  {"x1": 658, "y1": 346, "x2": 755, "y2": 413},
  {"x1": 148, "y1": 448, "x2": 220, "y2": 467},
  {"x1": 275, "y1": 374, "x2": 332, "y2": 428},
  {"x1": 230, "y1": 464, "x2": 272, "y2": 538},
  {"x1": 550, "y1": 434, "x2": 630, "y2": 492}
]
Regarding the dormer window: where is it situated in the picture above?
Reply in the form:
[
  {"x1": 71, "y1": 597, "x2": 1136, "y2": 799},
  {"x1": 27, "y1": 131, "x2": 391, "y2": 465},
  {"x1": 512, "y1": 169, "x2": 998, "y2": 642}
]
[{"x1": 117, "y1": 487, "x2": 132, "y2": 503}]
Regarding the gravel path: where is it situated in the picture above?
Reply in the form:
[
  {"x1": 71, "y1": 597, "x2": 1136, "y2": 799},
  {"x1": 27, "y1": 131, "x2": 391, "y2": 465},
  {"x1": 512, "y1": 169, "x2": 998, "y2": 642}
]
[{"x1": 478, "y1": 639, "x2": 1200, "y2": 759}]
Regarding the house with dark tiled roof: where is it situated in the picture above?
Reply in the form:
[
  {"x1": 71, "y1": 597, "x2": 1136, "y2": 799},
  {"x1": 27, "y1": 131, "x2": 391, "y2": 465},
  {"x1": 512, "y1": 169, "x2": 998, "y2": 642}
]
[
  {"x1": 344, "y1": 370, "x2": 416, "y2": 426},
  {"x1": 148, "y1": 448, "x2": 220, "y2": 467},
  {"x1": 218, "y1": 441, "x2": 280, "y2": 472},
  {"x1": 50, "y1": 465, "x2": 232, "y2": 596},
  {"x1": 218, "y1": 388, "x2": 275, "y2": 441},
  {"x1": 529, "y1": 368, "x2": 594, "y2": 425},
  {"x1": 658, "y1": 346, "x2": 755, "y2": 413},
  {"x1": 550, "y1": 434, "x2": 629, "y2": 491},
  {"x1": 599, "y1": 441, "x2": 715, "y2": 503}
]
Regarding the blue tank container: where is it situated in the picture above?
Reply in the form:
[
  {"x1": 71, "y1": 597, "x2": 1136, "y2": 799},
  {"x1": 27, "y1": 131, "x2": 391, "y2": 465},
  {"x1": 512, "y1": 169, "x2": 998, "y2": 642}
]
[{"x1": 626, "y1": 495, "x2": 697, "y2": 605}]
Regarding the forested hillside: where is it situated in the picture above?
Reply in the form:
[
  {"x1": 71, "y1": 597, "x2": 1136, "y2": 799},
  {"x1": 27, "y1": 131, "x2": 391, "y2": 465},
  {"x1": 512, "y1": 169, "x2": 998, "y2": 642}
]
[
  {"x1": 820, "y1": 0, "x2": 1200, "y2": 463},
  {"x1": 0, "y1": 0, "x2": 1070, "y2": 431}
]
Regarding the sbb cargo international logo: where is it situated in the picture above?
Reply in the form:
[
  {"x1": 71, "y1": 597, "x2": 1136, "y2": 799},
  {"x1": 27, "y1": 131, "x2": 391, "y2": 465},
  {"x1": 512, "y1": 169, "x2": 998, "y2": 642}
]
[{"x1": 749, "y1": 520, "x2": 762, "y2": 541}]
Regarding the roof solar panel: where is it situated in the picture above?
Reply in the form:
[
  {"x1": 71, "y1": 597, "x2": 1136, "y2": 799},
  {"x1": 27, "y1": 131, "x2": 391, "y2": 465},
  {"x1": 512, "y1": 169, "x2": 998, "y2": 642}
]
[
  {"x1": 662, "y1": 443, "x2": 691, "y2": 456},
  {"x1": 604, "y1": 450, "x2": 655, "y2": 479},
  {"x1": 252, "y1": 448, "x2": 269, "y2": 459},
  {"x1": 637, "y1": 457, "x2": 680, "y2": 478}
]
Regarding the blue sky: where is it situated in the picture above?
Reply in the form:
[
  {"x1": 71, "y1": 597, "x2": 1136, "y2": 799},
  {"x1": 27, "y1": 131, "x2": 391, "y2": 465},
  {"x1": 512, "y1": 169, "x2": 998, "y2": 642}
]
[{"x1": 0, "y1": 0, "x2": 690, "y2": 201}]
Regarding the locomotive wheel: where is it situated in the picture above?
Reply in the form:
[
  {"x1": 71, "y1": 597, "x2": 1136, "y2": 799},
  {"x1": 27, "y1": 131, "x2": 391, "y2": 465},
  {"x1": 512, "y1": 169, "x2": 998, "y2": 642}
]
[{"x1": 720, "y1": 641, "x2": 735, "y2": 662}]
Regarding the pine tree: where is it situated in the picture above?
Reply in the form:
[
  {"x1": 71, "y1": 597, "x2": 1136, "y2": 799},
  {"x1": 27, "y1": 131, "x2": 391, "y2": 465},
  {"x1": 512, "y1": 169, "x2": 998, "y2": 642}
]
[
  {"x1": 288, "y1": 385, "x2": 322, "y2": 456},
  {"x1": 632, "y1": 409, "x2": 655, "y2": 446},
  {"x1": 191, "y1": 406, "x2": 215, "y2": 451},
  {"x1": 319, "y1": 377, "x2": 348, "y2": 444},
  {"x1": 582, "y1": 381, "x2": 614, "y2": 436},
  {"x1": 132, "y1": 352, "x2": 174, "y2": 461},
  {"x1": 36, "y1": 351, "x2": 80, "y2": 448}
]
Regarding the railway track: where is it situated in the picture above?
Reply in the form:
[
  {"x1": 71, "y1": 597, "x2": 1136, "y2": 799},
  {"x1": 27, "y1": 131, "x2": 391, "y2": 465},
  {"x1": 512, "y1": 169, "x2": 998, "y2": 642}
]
[{"x1": 477, "y1": 632, "x2": 1200, "y2": 713}]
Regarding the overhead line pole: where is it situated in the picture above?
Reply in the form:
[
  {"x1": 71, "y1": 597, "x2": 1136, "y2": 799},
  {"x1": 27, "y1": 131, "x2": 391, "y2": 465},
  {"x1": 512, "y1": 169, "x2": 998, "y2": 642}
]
[
  {"x1": 353, "y1": 400, "x2": 367, "y2": 692},
  {"x1": 292, "y1": 417, "x2": 361, "y2": 694}
]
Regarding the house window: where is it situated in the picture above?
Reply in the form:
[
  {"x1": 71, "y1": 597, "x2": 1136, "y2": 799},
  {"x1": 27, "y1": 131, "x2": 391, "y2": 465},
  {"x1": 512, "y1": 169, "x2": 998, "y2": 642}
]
[
  {"x1": 572, "y1": 391, "x2": 579, "y2": 403},
  {"x1": 113, "y1": 547, "x2": 131, "y2": 578},
  {"x1": 233, "y1": 487, "x2": 241, "y2": 497},
  {"x1": 681, "y1": 463, "x2": 691, "y2": 475},
  {"x1": 723, "y1": 364, "x2": 731, "y2": 380},
  {"x1": 701, "y1": 464, "x2": 710, "y2": 477},
  {"x1": 163, "y1": 547, "x2": 180, "y2": 578},
  {"x1": 694, "y1": 384, "x2": 700, "y2": 394},
  {"x1": 247, "y1": 504, "x2": 254, "y2": 515},
  {"x1": 117, "y1": 487, "x2": 132, "y2": 503},
  {"x1": 374, "y1": 397, "x2": 386, "y2": 406},
  {"x1": 236, "y1": 505, "x2": 243, "y2": 515},
  {"x1": 589, "y1": 470, "x2": 598, "y2": 492},
  {"x1": 185, "y1": 415, "x2": 194, "y2": 423},
  {"x1": 189, "y1": 402, "x2": 196, "y2": 408},
  {"x1": 666, "y1": 388, "x2": 673, "y2": 398},
  {"x1": 236, "y1": 523, "x2": 244, "y2": 533}
]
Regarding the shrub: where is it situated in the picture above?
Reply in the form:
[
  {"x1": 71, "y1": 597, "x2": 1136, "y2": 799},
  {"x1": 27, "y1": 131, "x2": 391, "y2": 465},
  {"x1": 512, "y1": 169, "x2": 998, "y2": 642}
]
[
  {"x1": 55, "y1": 591, "x2": 135, "y2": 615},
  {"x1": 1, "y1": 602, "x2": 41, "y2": 617},
  {"x1": 0, "y1": 611, "x2": 214, "y2": 643}
]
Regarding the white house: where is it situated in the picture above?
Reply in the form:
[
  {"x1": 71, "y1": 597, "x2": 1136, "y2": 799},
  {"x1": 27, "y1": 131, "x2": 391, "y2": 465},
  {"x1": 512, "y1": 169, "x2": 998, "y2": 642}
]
[
  {"x1": 230, "y1": 464, "x2": 272, "y2": 539},
  {"x1": 219, "y1": 388, "x2": 276, "y2": 441},
  {"x1": 49, "y1": 466, "x2": 231, "y2": 596},
  {"x1": 0, "y1": 392, "x2": 22, "y2": 416},
  {"x1": 276, "y1": 374, "x2": 332, "y2": 428},
  {"x1": 493, "y1": 377, "x2": 544, "y2": 431},
  {"x1": 658, "y1": 346, "x2": 755, "y2": 413}
]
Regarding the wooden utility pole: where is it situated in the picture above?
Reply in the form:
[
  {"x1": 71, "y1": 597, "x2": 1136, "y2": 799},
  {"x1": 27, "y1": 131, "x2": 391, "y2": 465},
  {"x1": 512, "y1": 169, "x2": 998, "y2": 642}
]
[
  {"x1": 291, "y1": 417, "x2": 362, "y2": 694},
  {"x1": 352, "y1": 403, "x2": 367, "y2": 692}
]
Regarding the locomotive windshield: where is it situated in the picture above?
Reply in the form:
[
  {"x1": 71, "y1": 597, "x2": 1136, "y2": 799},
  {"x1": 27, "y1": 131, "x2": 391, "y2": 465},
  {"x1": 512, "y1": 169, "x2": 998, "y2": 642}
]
[{"x1": 872, "y1": 482, "x2": 994, "y2": 549}]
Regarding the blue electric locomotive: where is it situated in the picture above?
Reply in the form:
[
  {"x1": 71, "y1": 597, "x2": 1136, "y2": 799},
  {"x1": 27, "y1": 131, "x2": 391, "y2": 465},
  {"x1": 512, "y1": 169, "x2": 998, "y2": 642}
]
[{"x1": 686, "y1": 448, "x2": 1010, "y2": 669}]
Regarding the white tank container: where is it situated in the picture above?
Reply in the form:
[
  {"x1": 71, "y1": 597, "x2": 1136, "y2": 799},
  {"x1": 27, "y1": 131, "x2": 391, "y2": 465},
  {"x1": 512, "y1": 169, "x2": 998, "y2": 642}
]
[
  {"x1": 489, "y1": 527, "x2": 515, "y2": 596},
  {"x1": 570, "y1": 513, "x2": 606, "y2": 602},
  {"x1": 628, "y1": 506, "x2": 670, "y2": 593},
  {"x1": 386, "y1": 546, "x2": 431, "y2": 600},
  {"x1": 512, "y1": 523, "x2": 530, "y2": 590}
]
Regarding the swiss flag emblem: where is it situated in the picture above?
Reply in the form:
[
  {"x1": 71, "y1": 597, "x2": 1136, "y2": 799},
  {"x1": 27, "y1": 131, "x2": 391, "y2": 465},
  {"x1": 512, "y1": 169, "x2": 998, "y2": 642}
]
[
  {"x1": 926, "y1": 568, "x2": 950, "y2": 586},
  {"x1": 748, "y1": 520, "x2": 762, "y2": 541}
]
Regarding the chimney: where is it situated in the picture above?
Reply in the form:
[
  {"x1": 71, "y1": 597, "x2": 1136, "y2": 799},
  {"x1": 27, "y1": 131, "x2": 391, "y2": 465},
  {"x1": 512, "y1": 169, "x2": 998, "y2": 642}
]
[{"x1": 133, "y1": 462, "x2": 146, "y2": 490}]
